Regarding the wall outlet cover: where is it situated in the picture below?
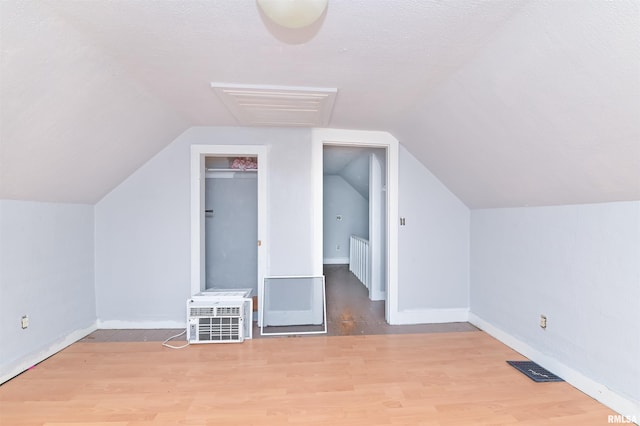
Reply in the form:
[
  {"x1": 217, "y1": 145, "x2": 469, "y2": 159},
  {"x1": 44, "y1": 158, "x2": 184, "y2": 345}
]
[{"x1": 539, "y1": 314, "x2": 547, "y2": 329}]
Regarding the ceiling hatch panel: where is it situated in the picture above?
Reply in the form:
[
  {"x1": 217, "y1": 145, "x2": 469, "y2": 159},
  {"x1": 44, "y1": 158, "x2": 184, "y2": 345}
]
[{"x1": 211, "y1": 83, "x2": 337, "y2": 127}]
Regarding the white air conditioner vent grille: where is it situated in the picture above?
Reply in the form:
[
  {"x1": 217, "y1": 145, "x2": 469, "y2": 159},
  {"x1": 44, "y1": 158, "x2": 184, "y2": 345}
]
[
  {"x1": 198, "y1": 317, "x2": 241, "y2": 342},
  {"x1": 189, "y1": 306, "x2": 241, "y2": 317},
  {"x1": 217, "y1": 306, "x2": 241, "y2": 316},
  {"x1": 190, "y1": 307, "x2": 215, "y2": 317},
  {"x1": 187, "y1": 298, "x2": 248, "y2": 344}
]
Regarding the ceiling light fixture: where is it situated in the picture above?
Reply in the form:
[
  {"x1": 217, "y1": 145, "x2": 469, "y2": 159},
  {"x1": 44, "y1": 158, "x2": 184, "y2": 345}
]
[{"x1": 257, "y1": 0, "x2": 328, "y2": 29}]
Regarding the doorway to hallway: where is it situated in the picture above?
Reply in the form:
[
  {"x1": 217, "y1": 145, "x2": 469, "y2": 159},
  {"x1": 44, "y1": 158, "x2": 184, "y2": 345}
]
[{"x1": 322, "y1": 145, "x2": 387, "y2": 321}]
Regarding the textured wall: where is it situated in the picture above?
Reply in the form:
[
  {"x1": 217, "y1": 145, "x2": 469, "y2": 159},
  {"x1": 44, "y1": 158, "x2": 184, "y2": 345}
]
[
  {"x1": 0, "y1": 200, "x2": 95, "y2": 381},
  {"x1": 398, "y1": 146, "x2": 470, "y2": 311},
  {"x1": 94, "y1": 127, "x2": 313, "y2": 326},
  {"x1": 323, "y1": 175, "x2": 369, "y2": 262},
  {"x1": 471, "y1": 201, "x2": 640, "y2": 403}
]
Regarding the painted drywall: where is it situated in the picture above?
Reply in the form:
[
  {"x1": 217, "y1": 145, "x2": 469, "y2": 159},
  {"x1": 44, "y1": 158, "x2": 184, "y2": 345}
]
[
  {"x1": 470, "y1": 201, "x2": 640, "y2": 405},
  {"x1": 205, "y1": 175, "x2": 257, "y2": 292},
  {"x1": 95, "y1": 127, "x2": 314, "y2": 326},
  {"x1": 339, "y1": 152, "x2": 372, "y2": 200},
  {"x1": 0, "y1": 1, "x2": 188, "y2": 204},
  {"x1": 393, "y1": 0, "x2": 640, "y2": 208},
  {"x1": 323, "y1": 175, "x2": 369, "y2": 263},
  {"x1": 397, "y1": 146, "x2": 470, "y2": 314},
  {"x1": 96, "y1": 126, "x2": 473, "y2": 326},
  {"x1": 0, "y1": 200, "x2": 95, "y2": 382}
]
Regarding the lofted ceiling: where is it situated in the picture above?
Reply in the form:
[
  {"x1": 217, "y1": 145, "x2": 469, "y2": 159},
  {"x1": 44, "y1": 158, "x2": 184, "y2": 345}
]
[
  {"x1": 1, "y1": 0, "x2": 638, "y2": 207},
  {"x1": 324, "y1": 146, "x2": 383, "y2": 200}
]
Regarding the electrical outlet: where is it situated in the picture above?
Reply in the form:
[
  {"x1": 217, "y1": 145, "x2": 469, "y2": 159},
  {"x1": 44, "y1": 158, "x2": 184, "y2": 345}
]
[
  {"x1": 539, "y1": 314, "x2": 547, "y2": 330},
  {"x1": 21, "y1": 315, "x2": 29, "y2": 329}
]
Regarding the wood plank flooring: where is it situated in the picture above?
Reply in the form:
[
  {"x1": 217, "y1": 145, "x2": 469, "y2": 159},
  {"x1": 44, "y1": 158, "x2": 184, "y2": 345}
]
[{"x1": 0, "y1": 331, "x2": 615, "y2": 425}]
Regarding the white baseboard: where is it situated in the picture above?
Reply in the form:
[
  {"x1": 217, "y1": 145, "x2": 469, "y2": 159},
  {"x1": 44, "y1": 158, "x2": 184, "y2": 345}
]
[
  {"x1": 0, "y1": 321, "x2": 97, "y2": 385},
  {"x1": 323, "y1": 257, "x2": 349, "y2": 265},
  {"x1": 369, "y1": 290, "x2": 386, "y2": 302},
  {"x1": 469, "y1": 313, "x2": 639, "y2": 423},
  {"x1": 97, "y1": 319, "x2": 186, "y2": 329},
  {"x1": 390, "y1": 308, "x2": 469, "y2": 325}
]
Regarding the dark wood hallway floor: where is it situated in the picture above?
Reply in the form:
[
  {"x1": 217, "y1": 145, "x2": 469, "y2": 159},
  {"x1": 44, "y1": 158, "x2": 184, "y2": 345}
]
[{"x1": 322, "y1": 264, "x2": 476, "y2": 336}]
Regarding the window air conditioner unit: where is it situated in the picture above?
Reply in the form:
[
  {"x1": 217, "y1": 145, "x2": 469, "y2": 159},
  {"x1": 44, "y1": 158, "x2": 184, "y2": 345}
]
[{"x1": 187, "y1": 299, "x2": 245, "y2": 344}]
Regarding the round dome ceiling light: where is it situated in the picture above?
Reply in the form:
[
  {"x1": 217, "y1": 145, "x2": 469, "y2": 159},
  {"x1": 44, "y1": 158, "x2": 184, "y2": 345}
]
[{"x1": 257, "y1": 0, "x2": 328, "y2": 29}]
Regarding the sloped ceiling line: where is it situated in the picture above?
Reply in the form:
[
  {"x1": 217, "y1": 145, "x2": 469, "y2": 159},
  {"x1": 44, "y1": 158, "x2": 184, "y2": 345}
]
[{"x1": 1, "y1": 1, "x2": 638, "y2": 207}]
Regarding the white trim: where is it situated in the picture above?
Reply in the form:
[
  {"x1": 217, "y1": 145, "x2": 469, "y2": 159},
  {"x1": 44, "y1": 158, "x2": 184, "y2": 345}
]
[
  {"x1": 311, "y1": 135, "x2": 324, "y2": 276},
  {"x1": 323, "y1": 257, "x2": 349, "y2": 264},
  {"x1": 97, "y1": 319, "x2": 186, "y2": 329},
  {"x1": 369, "y1": 290, "x2": 386, "y2": 302},
  {"x1": 312, "y1": 129, "x2": 399, "y2": 324},
  {"x1": 369, "y1": 152, "x2": 383, "y2": 303},
  {"x1": 0, "y1": 322, "x2": 97, "y2": 384},
  {"x1": 469, "y1": 313, "x2": 640, "y2": 421},
  {"x1": 190, "y1": 144, "x2": 268, "y2": 326},
  {"x1": 392, "y1": 308, "x2": 470, "y2": 325}
]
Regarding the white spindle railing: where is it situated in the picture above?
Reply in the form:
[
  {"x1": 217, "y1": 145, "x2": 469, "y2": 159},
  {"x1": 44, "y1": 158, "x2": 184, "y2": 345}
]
[{"x1": 349, "y1": 235, "x2": 370, "y2": 290}]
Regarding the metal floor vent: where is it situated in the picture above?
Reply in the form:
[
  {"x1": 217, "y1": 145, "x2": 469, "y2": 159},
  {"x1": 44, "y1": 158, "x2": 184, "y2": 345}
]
[
  {"x1": 211, "y1": 82, "x2": 337, "y2": 127},
  {"x1": 507, "y1": 361, "x2": 564, "y2": 382}
]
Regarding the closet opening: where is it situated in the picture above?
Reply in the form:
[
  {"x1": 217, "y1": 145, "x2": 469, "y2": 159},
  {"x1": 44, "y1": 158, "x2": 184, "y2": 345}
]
[
  {"x1": 190, "y1": 145, "x2": 267, "y2": 327},
  {"x1": 204, "y1": 156, "x2": 258, "y2": 293}
]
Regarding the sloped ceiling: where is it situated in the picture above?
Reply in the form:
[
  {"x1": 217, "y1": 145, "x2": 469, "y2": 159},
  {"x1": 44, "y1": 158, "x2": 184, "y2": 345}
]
[
  {"x1": 324, "y1": 146, "x2": 383, "y2": 200},
  {"x1": 1, "y1": 0, "x2": 638, "y2": 207}
]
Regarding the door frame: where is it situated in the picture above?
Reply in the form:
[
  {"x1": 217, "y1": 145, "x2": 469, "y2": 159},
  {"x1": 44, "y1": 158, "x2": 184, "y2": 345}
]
[
  {"x1": 311, "y1": 129, "x2": 399, "y2": 324},
  {"x1": 190, "y1": 145, "x2": 267, "y2": 321}
]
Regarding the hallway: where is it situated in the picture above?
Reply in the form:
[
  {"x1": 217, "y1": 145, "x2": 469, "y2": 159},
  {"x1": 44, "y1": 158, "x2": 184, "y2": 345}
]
[{"x1": 323, "y1": 264, "x2": 477, "y2": 336}]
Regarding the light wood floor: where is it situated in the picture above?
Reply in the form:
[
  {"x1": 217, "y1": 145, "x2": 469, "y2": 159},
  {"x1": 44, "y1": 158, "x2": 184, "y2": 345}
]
[{"x1": 0, "y1": 332, "x2": 614, "y2": 425}]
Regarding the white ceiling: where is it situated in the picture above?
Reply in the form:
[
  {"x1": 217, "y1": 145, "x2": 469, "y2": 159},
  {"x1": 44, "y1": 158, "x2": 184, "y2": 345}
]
[
  {"x1": 1, "y1": 0, "x2": 638, "y2": 207},
  {"x1": 324, "y1": 146, "x2": 383, "y2": 200}
]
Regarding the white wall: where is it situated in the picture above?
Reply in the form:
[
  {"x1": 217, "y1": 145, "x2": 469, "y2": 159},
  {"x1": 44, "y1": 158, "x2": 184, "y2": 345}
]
[
  {"x1": 95, "y1": 126, "x2": 313, "y2": 327},
  {"x1": 339, "y1": 153, "x2": 371, "y2": 199},
  {"x1": 470, "y1": 201, "x2": 640, "y2": 414},
  {"x1": 0, "y1": 200, "x2": 96, "y2": 383},
  {"x1": 397, "y1": 146, "x2": 470, "y2": 319},
  {"x1": 96, "y1": 127, "x2": 473, "y2": 326},
  {"x1": 323, "y1": 175, "x2": 369, "y2": 263}
]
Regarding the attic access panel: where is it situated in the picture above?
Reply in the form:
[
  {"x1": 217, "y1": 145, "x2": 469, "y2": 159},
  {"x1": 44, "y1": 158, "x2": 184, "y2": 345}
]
[{"x1": 211, "y1": 83, "x2": 337, "y2": 127}]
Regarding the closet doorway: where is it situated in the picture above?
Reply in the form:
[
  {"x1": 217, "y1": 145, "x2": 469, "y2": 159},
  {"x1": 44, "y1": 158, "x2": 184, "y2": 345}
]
[
  {"x1": 190, "y1": 145, "x2": 267, "y2": 323},
  {"x1": 205, "y1": 156, "x2": 257, "y2": 292}
]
